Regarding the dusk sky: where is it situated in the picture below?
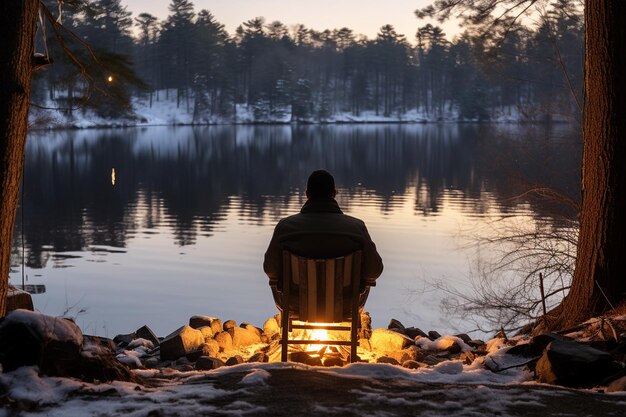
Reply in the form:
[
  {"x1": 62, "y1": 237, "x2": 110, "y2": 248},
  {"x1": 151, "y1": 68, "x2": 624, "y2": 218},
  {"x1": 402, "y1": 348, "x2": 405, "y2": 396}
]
[{"x1": 123, "y1": 0, "x2": 461, "y2": 41}]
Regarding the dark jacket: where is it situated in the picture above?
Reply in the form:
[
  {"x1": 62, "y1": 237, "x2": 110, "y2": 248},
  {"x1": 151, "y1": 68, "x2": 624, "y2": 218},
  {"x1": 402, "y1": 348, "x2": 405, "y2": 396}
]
[{"x1": 263, "y1": 198, "x2": 383, "y2": 287}]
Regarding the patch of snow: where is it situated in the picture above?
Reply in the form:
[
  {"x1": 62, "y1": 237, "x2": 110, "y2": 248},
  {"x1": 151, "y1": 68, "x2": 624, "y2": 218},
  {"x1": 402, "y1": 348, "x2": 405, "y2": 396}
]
[
  {"x1": 415, "y1": 335, "x2": 473, "y2": 352},
  {"x1": 240, "y1": 368, "x2": 271, "y2": 385}
]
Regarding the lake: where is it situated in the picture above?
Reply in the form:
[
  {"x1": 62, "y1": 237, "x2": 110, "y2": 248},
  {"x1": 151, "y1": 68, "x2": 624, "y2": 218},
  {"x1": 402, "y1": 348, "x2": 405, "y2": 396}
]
[{"x1": 9, "y1": 124, "x2": 580, "y2": 338}]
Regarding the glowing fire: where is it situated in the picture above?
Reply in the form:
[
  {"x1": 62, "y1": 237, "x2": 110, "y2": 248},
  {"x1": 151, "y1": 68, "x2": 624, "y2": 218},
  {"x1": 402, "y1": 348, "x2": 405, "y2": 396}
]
[
  {"x1": 111, "y1": 167, "x2": 116, "y2": 186},
  {"x1": 307, "y1": 328, "x2": 330, "y2": 352},
  {"x1": 107, "y1": 75, "x2": 113, "y2": 83}
]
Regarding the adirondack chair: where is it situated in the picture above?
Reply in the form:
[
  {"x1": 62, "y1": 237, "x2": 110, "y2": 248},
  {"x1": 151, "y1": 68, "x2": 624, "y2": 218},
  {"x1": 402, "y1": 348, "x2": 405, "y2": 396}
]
[{"x1": 277, "y1": 250, "x2": 363, "y2": 363}]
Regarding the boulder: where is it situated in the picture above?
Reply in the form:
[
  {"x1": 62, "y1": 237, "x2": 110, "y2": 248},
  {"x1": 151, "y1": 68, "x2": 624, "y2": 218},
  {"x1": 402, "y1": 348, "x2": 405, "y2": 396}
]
[
  {"x1": 536, "y1": 339, "x2": 617, "y2": 387},
  {"x1": 306, "y1": 356, "x2": 323, "y2": 366},
  {"x1": 196, "y1": 356, "x2": 225, "y2": 370},
  {"x1": 428, "y1": 331, "x2": 442, "y2": 340},
  {"x1": 229, "y1": 326, "x2": 262, "y2": 348},
  {"x1": 160, "y1": 326, "x2": 204, "y2": 361},
  {"x1": 189, "y1": 315, "x2": 213, "y2": 329},
  {"x1": 198, "y1": 326, "x2": 214, "y2": 342},
  {"x1": 214, "y1": 331, "x2": 233, "y2": 352},
  {"x1": 263, "y1": 317, "x2": 280, "y2": 336},
  {"x1": 405, "y1": 327, "x2": 428, "y2": 339},
  {"x1": 144, "y1": 357, "x2": 159, "y2": 368},
  {"x1": 508, "y1": 333, "x2": 572, "y2": 358},
  {"x1": 359, "y1": 311, "x2": 372, "y2": 339},
  {"x1": 223, "y1": 320, "x2": 237, "y2": 332},
  {"x1": 388, "y1": 318, "x2": 405, "y2": 332},
  {"x1": 376, "y1": 356, "x2": 400, "y2": 365},
  {"x1": 402, "y1": 360, "x2": 426, "y2": 369},
  {"x1": 460, "y1": 351, "x2": 477, "y2": 365},
  {"x1": 226, "y1": 355, "x2": 244, "y2": 366},
  {"x1": 113, "y1": 332, "x2": 137, "y2": 347},
  {"x1": 370, "y1": 328, "x2": 413, "y2": 352},
  {"x1": 248, "y1": 352, "x2": 268, "y2": 363},
  {"x1": 358, "y1": 338, "x2": 371, "y2": 351},
  {"x1": 189, "y1": 340, "x2": 220, "y2": 361},
  {"x1": 7, "y1": 285, "x2": 33, "y2": 312},
  {"x1": 135, "y1": 325, "x2": 160, "y2": 346},
  {"x1": 244, "y1": 324, "x2": 263, "y2": 338},
  {"x1": 210, "y1": 319, "x2": 223, "y2": 335},
  {"x1": 402, "y1": 345, "x2": 424, "y2": 362},
  {"x1": 289, "y1": 351, "x2": 311, "y2": 364},
  {"x1": 323, "y1": 356, "x2": 343, "y2": 367},
  {"x1": 606, "y1": 376, "x2": 626, "y2": 393},
  {"x1": 0, "y1": 310, "x2": 83, "y2": 374},
  {"x1": 454, "y1": 334, "x2": 472, "y2": 344}
]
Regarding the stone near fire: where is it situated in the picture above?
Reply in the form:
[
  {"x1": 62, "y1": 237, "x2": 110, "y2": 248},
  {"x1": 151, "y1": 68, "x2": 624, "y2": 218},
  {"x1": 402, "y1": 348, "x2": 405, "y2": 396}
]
[
  {"x1": 244, "y1": 324, "x2": 263, "y2": 338},
  {"x1": 223, "y1": 320, "x2": 237, "y2": 332},
  {"x1": 226, "y1": 355, "x2": 244, "y2": 366},
  {"x1": 189, "y1": 315, "x2": 213, "y2": 329},
  {"x1": 306, "y1": 356, "x2": 323, "y2": 366},
  {"x1": 210, "y1": 318, "x2": 223, "y2": 334},
  {"x1": 388, "y1": 318, "x2": 405, "y2": 332},
  {"x1": 323, "y1": 356, "x2": 343, "y2": 367},
  {"x1": 7, "y1": 285, "x2": 33, "y2": 313},
  {"x1": 289, "y1": 351, "x2": 311, "y2": 364},
  {"x1": 187, "y1": 340, "x2": 220, "y2": 362},
  {"x1": 196, "y1": 356, "x2": 225, "y2": 370},
  {"x1": 405, "y1": 327, "x2": 428, "y2": 339},
  {"x1": 370, "y1": 328, "x2": 413, "y2": 352},
  {"x1": 135, "y1": 325, "x2": 160, "y2": 346},
  {"x1": 229, "y1": 326, "x2": 262, "y2": 348},
  {"x1": 402, "y1": 345, "x2": 424, "y2": 362},
  {"x1": 198, "y1": 326, "x2": 214, "y2": 342},
  {"x1": 359, "y1": 311, "x2": 372, "y2": 339},
  {"x1": 214, "y1": 331, "x2": 233, "y2": 352},
  {"x1": 248, "y1": 352, "x2": 268, "y2": 363},
  {"x1": 536, "y1": 339, "x2": 617, "y2": 387},
  {"x1": 428, "y1": 331, "x2": 442, "y2": 340},
  {"x1": 263, "y1": 317, "x2": 280, "y2": 336},
  {"x1": 402, "y1": 360, "x2": 426, "y2": 369},
  {"x1": 376, "y1": 356, "x2": 400, "y2": 365},
  {"x1": 160, "y1": 326, "x2": 204, "y2": 361},
  {"x1": 358, "y1": 338, "x2": 371, "y2": 351}
]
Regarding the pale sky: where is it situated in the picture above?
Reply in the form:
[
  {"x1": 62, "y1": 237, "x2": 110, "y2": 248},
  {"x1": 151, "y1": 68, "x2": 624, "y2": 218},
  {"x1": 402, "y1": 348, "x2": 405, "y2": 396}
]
[{"x1": 123, "y1": 0, "x2": 462, "y2": 42}]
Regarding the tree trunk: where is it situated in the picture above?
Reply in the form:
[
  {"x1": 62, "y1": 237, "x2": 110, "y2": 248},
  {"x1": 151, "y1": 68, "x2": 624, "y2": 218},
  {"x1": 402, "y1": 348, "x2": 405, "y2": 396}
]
[
  {"x1": 0, "y1": 0, "x2": 39, "y2": 316},
  {"x1": 545, "y1": 0, "x2": 626, "y2": 329}
]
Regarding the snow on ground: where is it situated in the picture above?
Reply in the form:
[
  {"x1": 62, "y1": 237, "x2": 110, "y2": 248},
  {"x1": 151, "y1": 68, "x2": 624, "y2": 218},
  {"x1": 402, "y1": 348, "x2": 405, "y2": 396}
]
[{"x1": 2, "y1": 361, "x2": 625, "y2": 417}]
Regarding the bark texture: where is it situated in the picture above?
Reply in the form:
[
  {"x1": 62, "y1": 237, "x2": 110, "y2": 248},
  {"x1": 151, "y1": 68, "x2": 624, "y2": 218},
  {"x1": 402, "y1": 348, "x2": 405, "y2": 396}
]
[
  {"x1": 547, "y1": 0, "x2": 626, "y2": 329},
  {"x1": 0, "y1": 0, "x2": 39, "y2": 316}
]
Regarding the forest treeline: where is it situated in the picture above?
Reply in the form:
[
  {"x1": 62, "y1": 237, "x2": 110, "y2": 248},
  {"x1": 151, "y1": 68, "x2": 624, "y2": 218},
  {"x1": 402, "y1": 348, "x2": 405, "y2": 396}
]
[{"x1": 34, "y1": 0, "x2": 583, "y2": 123}]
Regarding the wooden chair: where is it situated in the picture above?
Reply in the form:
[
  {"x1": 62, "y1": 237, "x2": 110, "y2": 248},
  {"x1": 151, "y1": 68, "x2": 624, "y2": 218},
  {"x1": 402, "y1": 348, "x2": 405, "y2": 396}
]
[{"x1": 278, "y1": 250, "x2": 363, "y2": 363}]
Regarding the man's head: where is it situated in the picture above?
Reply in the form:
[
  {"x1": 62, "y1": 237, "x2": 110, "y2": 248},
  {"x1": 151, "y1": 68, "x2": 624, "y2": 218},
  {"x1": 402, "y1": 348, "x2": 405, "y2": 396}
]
[{"x1": 306, "y1": 170, "x2": 336, "y2": 200}]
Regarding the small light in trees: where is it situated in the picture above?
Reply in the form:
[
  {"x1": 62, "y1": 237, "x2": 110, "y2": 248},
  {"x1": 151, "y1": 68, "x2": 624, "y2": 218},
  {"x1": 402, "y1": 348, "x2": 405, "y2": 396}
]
[
  {"x1": 111, "y1": 168, "x2": 116, "y2": 186},
  {"x1": 107, "y1": 75, "x2": 113, "y2": 83}
]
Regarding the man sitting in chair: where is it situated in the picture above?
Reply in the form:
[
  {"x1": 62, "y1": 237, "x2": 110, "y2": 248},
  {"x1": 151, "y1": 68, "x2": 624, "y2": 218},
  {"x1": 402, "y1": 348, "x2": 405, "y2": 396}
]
[{"x1": 263, "y1": 170, "x2": 383, "y2": 311}]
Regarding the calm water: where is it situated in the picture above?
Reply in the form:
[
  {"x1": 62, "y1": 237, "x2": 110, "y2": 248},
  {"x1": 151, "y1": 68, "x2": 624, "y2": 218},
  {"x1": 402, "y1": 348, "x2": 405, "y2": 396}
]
[{"x1": 10, "y1": 124, "x2": 580, "y2": 337}]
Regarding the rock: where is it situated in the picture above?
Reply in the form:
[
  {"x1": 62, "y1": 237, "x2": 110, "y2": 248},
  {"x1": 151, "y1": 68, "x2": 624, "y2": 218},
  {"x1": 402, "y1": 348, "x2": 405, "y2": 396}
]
[
  {"x1": 113, "y1": 332, "x2": 137, "y2": 347},
  {"x1": 439, "y1": 338, "x2": 462, "y2": 354},
  {"x1": 359, "y1": 311, "x2": 372, "y2": 339},
  {"x1": 422, "y1": 355, "x2": 443, "y2": 366},
  {"x1": 376, "y1": 356, "x2": 400, "y2": 365},
  {"x1": 402, "y1": 360, "x2": 426, "y2": 369},
  {"x1": 508, "y1": 333, "x2": 572, "y2": 358},
  {"x1": 135, "y1": 325, "x2": 160, "y2": 346},
  {"x1": 175, "y1": 357, "x2": 191, "y2": 365},
  {"x1": 306, "y1": 356, "x2": 323, "y2": 366},
  {"x1": 173, "y1": 364, "x2": 194, "y2": 372},
  {"x1": 428, "y1": 331, "x2": 442, "y2": 340},
  {"x1": 223, "y1": 320, "x2": 237, "y2": 332},
  {"x1": 198, "y1": 326, "x2": 214, "y2": 342},
  {"x1": 160, "y1": 326, "x2": 204, "y2": 361},
  {"x1": 84, "y1": 335, "x2": 116, "y2": 352},
  {"x1": 229, "y1": 326, "x2": 262, "y2": 348},
  {"x1": 460, "y1": 351, "x2": 477, "y2": 365},
  {"x1": 388, "y1": 318, "x2": 405, "y2": 331},
  {"x1": 536, "y1": 339, "x2": 617, "y2": 387},
  {"x1": 214, "y1": 331, "x2": 233, "y2": 352},
  {"x1": 196, "y1": 356, "x2": 225, "y2": 370},
  {"x1": 189, "y1": 315, "x2": 213, "y2": 329},
  {"x1": 144, "y1": 357, "x2": 159, "y2": 368},
  {"x1": 226, "y1": 355, "x2": 244, "y2": 366},
  {"x1": 289, "y1": 351, "x2": 311, "y2": 364},
  {"x1": 243, "y1": 324, "x2": 263, "y2": 338},
  {"x1": 323, "y1": 356, "x2": 343, "y2": 367},
  {"x1": 370, "y1": 328, "x2": 413, "y2": 352},
  {"x1": 467, "y1": 340, "x2": 486, "y2": 349},
  {"x1": 454, "y1": 334, "x2": 472, "y2": 344},
  {"x1": 263, "y1": 317, "x2": 280, "y2": 336},
  {"x1": 7, "y1": 285, "x2": 33, "y2": 312},
  {"x1": 405, "y1": 327, "x2": 428, "y2": 339},
  {"x1": 210, "y1": 319, "x2": 223, "y2": 335},
  {"x1": 0, "y1": 310, "x2": 83, "y2": 374},
  {"x1": 606, "y1": 376, "x2": 626, "y2": 392},
  {"x1": 358, "y1": 338, "x2": 371, "y2": 351},
  {"x1": 248, "y1": 352, "x2": 268, "y2": 363},
  {"x1": 401, "y1": 345, "x2": 423, "y2": 362},
  {"x1": 187, "y1": 340, "x2": 220, "y2": 362}
]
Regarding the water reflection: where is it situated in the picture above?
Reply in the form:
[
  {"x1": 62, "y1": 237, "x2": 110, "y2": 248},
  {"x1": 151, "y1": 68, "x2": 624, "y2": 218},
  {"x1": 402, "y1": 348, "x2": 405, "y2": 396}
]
[{"x1": 10, "y1": 124, "x2": 580, "y2": 335}]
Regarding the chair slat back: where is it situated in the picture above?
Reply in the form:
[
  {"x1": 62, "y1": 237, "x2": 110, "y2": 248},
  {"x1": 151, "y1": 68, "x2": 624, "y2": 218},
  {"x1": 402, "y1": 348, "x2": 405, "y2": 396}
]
[{"x1": 282, "y1": 251, "x2": 362, "y2": 322}]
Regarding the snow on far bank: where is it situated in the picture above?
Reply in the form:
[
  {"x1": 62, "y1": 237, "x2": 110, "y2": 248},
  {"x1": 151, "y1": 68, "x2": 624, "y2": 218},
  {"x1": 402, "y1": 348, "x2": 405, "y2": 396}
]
[{"x1": 28, "y1": 89, "x2": 573, "y2": 130}]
